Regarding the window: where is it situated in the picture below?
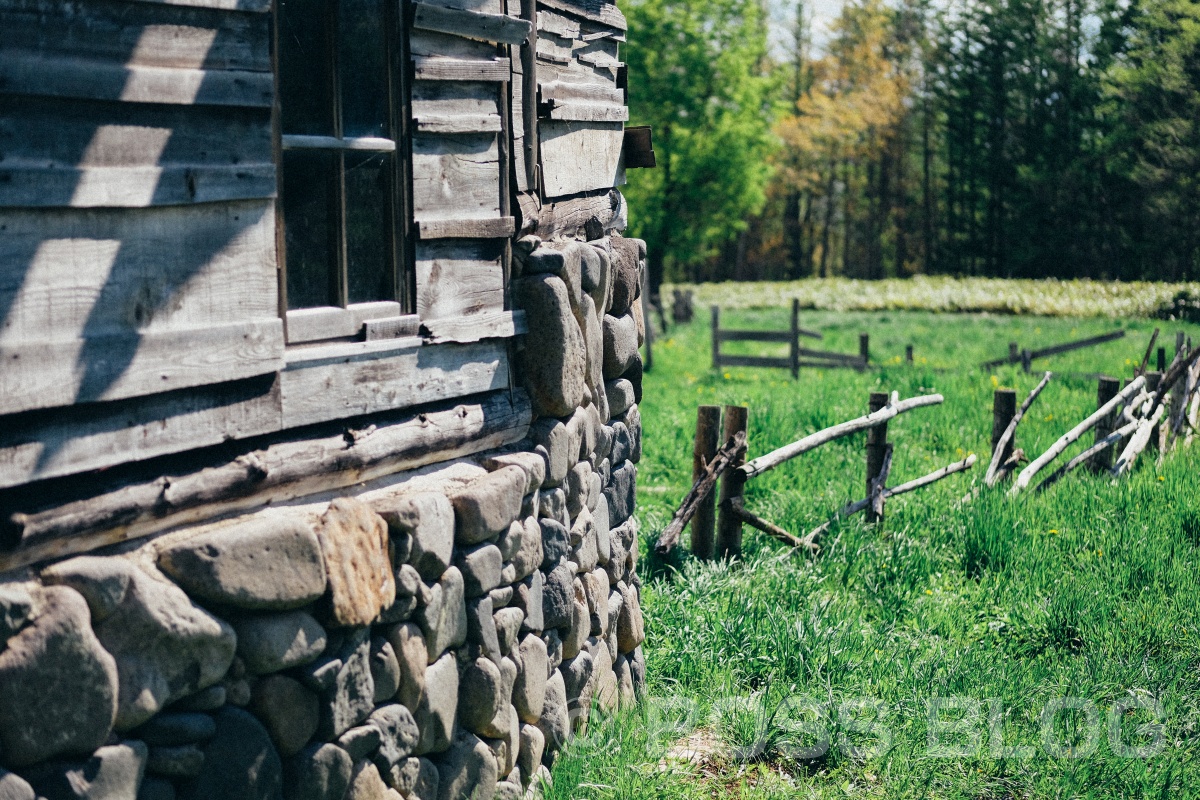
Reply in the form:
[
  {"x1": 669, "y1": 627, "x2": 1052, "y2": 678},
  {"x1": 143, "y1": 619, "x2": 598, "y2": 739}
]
[{"x1": 275, "y1": 0, "x2": 414, "y2": 343}]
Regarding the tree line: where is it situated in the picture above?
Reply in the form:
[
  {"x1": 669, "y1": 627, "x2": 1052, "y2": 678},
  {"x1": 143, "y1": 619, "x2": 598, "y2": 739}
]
[{"x1": 622, "y1": 0, "x2": 1200, "y2": 295}]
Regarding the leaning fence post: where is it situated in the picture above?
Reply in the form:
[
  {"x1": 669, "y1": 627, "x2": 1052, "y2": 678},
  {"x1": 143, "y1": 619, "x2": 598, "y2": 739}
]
[
  {"x1": 1091, "y1": 376, "x2": 1120, "y2": 472},
  {"x1": 716, "y1": 405, "x2": 749, "y2": 557},
  {"x1": 865, "y1": 392, "x2": 889, "y2": 523},
  {"x1": 711, "y1": 306, "x2": 720, "y2": 371},
  {"x1": 905, "y1": 345, "x2": 914, "y2": 363},
  {"x1": 1146, "y1": 371, "x2": 1163, "y2": 453},
  {"x1": 859, "y1": 333, "x2": 870, "y2": 366},
  {"x1": 790, "y1": 298, "x2": 800, "y2": 379},
  {"x1": 1167, "y1": 333, "x2": 1187, "y2": 449},
  {"x1": 690, "y1": 406, "x2": 721, "y2": 561},
  {"x1": 992, "y1": 389, "x2": 1017, "y2": 468}
]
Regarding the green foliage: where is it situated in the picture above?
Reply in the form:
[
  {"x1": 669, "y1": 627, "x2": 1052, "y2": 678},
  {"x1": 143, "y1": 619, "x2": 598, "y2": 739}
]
[
  {"x1": 550, "y1": 307, "x2": 1200, "y2": 798},
  {"x1": 622, "y1": 0, "x2": 778, "y2": 288}
]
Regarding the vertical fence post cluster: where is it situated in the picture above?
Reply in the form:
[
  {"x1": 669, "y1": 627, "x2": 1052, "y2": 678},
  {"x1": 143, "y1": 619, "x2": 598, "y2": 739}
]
[
  {"x1": 690, "y1": 405, "x2": 721, "y2": 560},
  {"x1": 715, "y1": 406, "x2": 749, "y2": 558},
  {"x1": 865, "y1": 392, "x2": 890, "y2": 523}
]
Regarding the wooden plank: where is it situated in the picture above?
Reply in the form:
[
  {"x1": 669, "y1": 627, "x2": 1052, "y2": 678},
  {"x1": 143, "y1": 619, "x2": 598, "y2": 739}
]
[
  {"x1": 281, "y1": 135, "x2": 397, "y2": 151},
  {"x1": 1028, "y1": 330, "x2": 1125, "y2": 361},
  {"x1": 280, "y1": 339, "x2": 510, "y2": 429},
  {"x1": 411, "y1": 132, "x2": 501, "y2": 220},
  {"x1": 536, "y1": 0, "x2": 626, "y2": 31},
  {"x1": 538, "y1": 121, "x2": 624, "y2": 197},
  {"x1": 412, "y1": 56, "x2": 511, "y2": 81},
  {"x1": 285, "y1": 302, "x2": 403, "y2": 344},
  {"x1": 412, "y1": 79, "x2": 501, "y2": 116},
  {"x1": 0, "y1": 319, "x2": 284, "y2": 416},
  {"x1": 422, "y1": 310, "x2": 527, "y2": 343},
  {"x1": 417, "y1": 0, "x2": 503, "y2": 15},
  {"x1": 0, "y1": 165, "x2": 276, "y2": 208},
  {"x1": 715, "y1": 355, "x2": 791, "y2": 369},
  {"x1": 417, "y1": 217, "x2": 516, "y2": 239},
  {"x1": 0, "y1": 53, "x2": 274, "y2": 107},
  {"x1": 413, "y1": 2, "x2": 532, "y2": 44},
  {"x1": 118, "y1": 0, "x2": 271, "y2": 12},
  {"x1": 537, "y1": 9, "x2": 581, "y2": 38},
  {"x1": 797, "y1": 347, "x2": 865, "y2": 365},
  {"x1": 544, "y1": 102, "x2": 628, "y2": 122},
  {"x1": 577, "y1": 50, "x2": 621, "y2": 72},
  {"x1": 1, "y1": 0, "x2": 271, "y2": 72},
  {"x1": 535, "y1": 38, "x2": 574, "y2": 64},
  {"x1": 363, "y1": 315, "x2": 421, "y2": 342},
  {"x1": 0, "y1": 200, "x2": 278, "y2": 340},
  {"x1": 540, "y1": 79, "x2": 623, "y2": 104},
  {"x1": 415, "y1": 240, "x2": 506, "y2": 320},
  {"x1": 516, "y1": 190, "x2": 622, "y2": 237},
  {"x1": 415, "y1": 113, "x2": 503, "y2": 133},
  {"x1": 717, "y1": 329, "x2": 795, "y2": 343},
  {"x1": 0, "y1": 373, "x2": 283, "y2": 490},
  {"x1": 0, "y1": 390, "x2": 531, "y2": 566}
]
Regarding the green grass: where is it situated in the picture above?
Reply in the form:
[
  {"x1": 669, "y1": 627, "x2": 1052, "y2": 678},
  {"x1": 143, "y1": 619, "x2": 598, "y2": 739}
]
[
  {"x1": 665, "y1": 276, "x2": 1200, "y2": 318},
  {"x1": 549, "y1": 309, "x2": 1200, "y2": 799}
]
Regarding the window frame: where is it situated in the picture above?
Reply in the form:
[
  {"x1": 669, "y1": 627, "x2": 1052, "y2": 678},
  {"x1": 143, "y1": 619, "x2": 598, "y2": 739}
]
[{"x1": 272, "y1": 0, "x2": 416, "y2": 345}]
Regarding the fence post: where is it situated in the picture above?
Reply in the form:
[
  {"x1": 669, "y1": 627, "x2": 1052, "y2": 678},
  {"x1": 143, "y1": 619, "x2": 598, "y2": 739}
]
[
  {"x1": 1008, "y1": 342, "x2": 1019, "y2": 364},
  {"x1": 711, "y1": 306, "x2": 720, "y2": 371},
  {"x1": 859, "y1": 333, "x2": 870, "y2": 366},
  {"x1": 1021, "y1": 349, "x2": 1032, "y2": 373},
  {"x1": 1167, "y1": 333, "x2": 1187, "y2": 448},
  {"x1": 1146, "y1": 371, "x2": 1163, "y2": 453},
  {"x1": 690, "y1": 406, "x2": 722, "y2": 561},
  {"x1": 1091, "y1": 376, "x2": 1120, "y2": 472},
  {"x1": 790, "y1": 298, "x2": 800, "y2": 380},
  {"x1": 716, "y1": 405, "x2": 748, "y2": 558},
  {"x1": 905, "y1": 345, "x2": 914, "y2": 363},
  {"x1": 865, "y1": 392, "x2": 889, "y2": 523},
  {"x1": 1156, "y1": 346, "x2": 1166, "y2": 372},
  {"x1": 991, "y1": 389, "x2": 1017, "y2": 468}
]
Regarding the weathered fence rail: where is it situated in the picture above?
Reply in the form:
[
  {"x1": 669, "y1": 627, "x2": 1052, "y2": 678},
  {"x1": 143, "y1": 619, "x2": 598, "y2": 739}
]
[
  {"x1": 981, "y1": 329, "x2": 1126, "y2": 371},
  {"x1": 711, "y1": 300, "x2": 871, "y2": 378}
]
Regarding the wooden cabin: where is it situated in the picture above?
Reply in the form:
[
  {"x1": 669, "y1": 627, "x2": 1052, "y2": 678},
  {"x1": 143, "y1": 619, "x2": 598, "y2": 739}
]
[{"x1": 0, "y1": 0, "x2": 652, "y2": 795}]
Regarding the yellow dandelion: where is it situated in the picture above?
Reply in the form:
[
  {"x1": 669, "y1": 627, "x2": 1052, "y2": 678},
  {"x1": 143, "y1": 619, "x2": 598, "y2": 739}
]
[
  {"x1": 723, "y1": 372, "x2": 731, "y2": 380},
  {"x1": 925, "y1": 589, "x2": 933, "y2": 595},
  {"x1": 1044, "y1": 414, "x2": 1054, "y2": 421},
  {"x1": 1048, "y1": 529, "x2": 1059, "y2": 534},
  {"x1": 1158, "y1": 476, "x2": 1165, "y2": 481},
  {"x1": 990, "y1": 375, "x2": 1000, "y2": 388}
]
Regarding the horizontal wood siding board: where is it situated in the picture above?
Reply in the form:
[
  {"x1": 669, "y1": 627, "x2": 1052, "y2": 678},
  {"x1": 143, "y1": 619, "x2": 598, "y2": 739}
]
[
  {"x1": 0, "y1": 319, "x2": 284, "y2": 415},
  {"x1": 515, "y1": 189, "x2": 622, "y2": 237},
  {"x1": 716, "y1": 355, "x2": 792, "y2": 369},
  {"x1": 280, "y1": 339, "x2": 510, "y2": 429},
  {"x1": 0, "y1": 164, "x2": 276, "y2": 208},
  {"x1": 285, "y1": 302, "x2": 403, "y2": 344},
  {"x1": 0, "y1": 54, "x2": 274, "y2": 107},
  {"x1": 412, "y1": 2, "x2": 532, "y2": 44},
  {"x1": 538, "y1": 121, "x2": 624, "y2": 198},
  {"x1": 415, "y1": 113, "x2": 503, "y2": 133},
  {"x1": 0, "y1": 373, "x2": 283, "y2": 490},
  {"x1": 539, "y1": 79, "x2": 623, "y2": 104},
  {"x1": 114, "y1": 0, "x2": 271, "y2": 13},
  {"x1": 1, "y1": 0, "x2": 272, "y2": 72},
  {"x1": 415, "y1": 240, "x2": 505, "y2": 320},
  {"x1": 0, "y1": 201, "x2": 278, "y2": 341},
  {"x1": 412, "y1": 57, "x2": 511, "y2": 81},
  {"x1": 0, "y1": 389, "x2": 531, "y2": 567},
  {"x1": 422, "y1": 309, "x2": 526, "y2": 343},
  {"x1": 536, "y1": 0, "x2": 626, "y2": 30},
  {"x1": 544, "y1": 102, "x2": 627, "y2": 122},
  {"x1": 411, "y1": 132, "x2": 502, "y2": 220},
  {"x1": 417, "y1": 216, "x2": 515, "y2": 239}
]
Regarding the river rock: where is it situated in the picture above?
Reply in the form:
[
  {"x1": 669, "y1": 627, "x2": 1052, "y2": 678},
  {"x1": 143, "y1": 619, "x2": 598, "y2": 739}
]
[
  {"x1": 373, "y1": 493, "x2": 455, "y2": 582},
  {"x1": 383, "y1": 623, "x2": 425, "y2": 709},
  {"x1": 540, "y1": 563, "x2": 574, "y2": 630},
  {"x1": 538, "y1": 519, "x2": 570, "y2": 572},
  {"x1": 370, "y1": 637, "x2": 401, "y2": 703},
  {"x1": 608, "y1": 236, "x2": 640, "y2": 317},
  {"x1": 450, "y1": 467, "x2": 526, "y2": 546},
  {"x1": 528, "y1": 420, "x2": 569, "y2": 488},
  {"x1": 315, "y1": 499, "x2": 395, "y2": 628},
  {"x1": 0, "y1": 583, "x2": 34, "y2": 644},
  {"x1": 583, "y1": 570, "x2": 610, "y2": 636},
  {"x1": 0, "y1": 769, "x2": 33, "y2": 800},
  {"x1": 481, "y1": 453, "x2": 546, "y2": 496},
  {"x1": 0, "y1": 584, "x2": 118, "y2": 766},
  {"x1": 593, "y1": 497, "x2": 611, "y2": 567},
  {"x1": 179, "y1": 707, "x2": 282, "y2": 800},
  {"x1": 283, "y1": 743, "x2": 351, "y2": 800},
  {"x1": 535, "y1": 671, "x2": 569, "y2": 754},
  {"x1": 513, "y1": 572, "x2": 543, "y2": 633},
  {"x1": 610, "y1": 422, "x2": 631, "y2": 465},
  {"x1": 512, "y1": 634, "x2": 547, "y2": 724},
  {"x1": 507, "y1": 518, "x2": 543, "y2": 582},
  {"x1": 251, "y1": 675, "x2": 319, "y2": 757},
  {"x1": 616, "y1": 583, "x2": 645, "y2": 653},
  {"x1": 147, "y1": 745, "x2": 205, "y2": 779},
  {"x1": 132, "y1": 713, "x2": 216, "y2": 747},
  {"x1": 315, "y1": 628, "x2": 375, "y2": 740},
  {"x1": 345, "y1": 760, "x2": 388, "y2": 800},
  {"x1": 44, "y1": 557, "x2": 235, "y2": 731},
  {"x1": 516, "y1": 275, "x2": 587, "y2": 418},
  {"x1": 235, "y1": 611, "x2": 327, "y2": 675},
  {"x1": 457, "y1": 544, "x2": 502, "y2": 598},
  {"x1": 369, "y1": 704, "x2": 419, "y2": 771},
  {"x1": 618, "y1": 404, "x2": 642, "y2": 462},
  {"x1": 602, "y1": 314, "x2": 638, "y2": 380},
  {"x1": 569, "y1": 507, "x2": 598, "y2": 573},
  {"x1": 560, "y1": 579, "x2": 588, "y2": 661},
  {"x1": 604, "y1": 461, "x2": 636, "y2": 527},
  {"x1": 435, "y1": 731, "x2": 496, "y2": 800},
  {"x1": 459, "y1": 658, "x2": 504, "y2": 736},
  {"x1": 336, "y1": 725, "x2": 381, "y2": 762},
  {"x1": 24, "y1": 741, "x2": 147, "y2": 800},
  {"x1": 466, "y1": 597, "x2": 501, "y2": 665},
  {"x1": 156, "y1": 515, "x2": 326, "y2": 611},
  {"x1": 413, "y1": 654, "x2": 458, "y2": 755},
  {"x1": 415, "y1": 567, "x2": 466, "y2": 663}
]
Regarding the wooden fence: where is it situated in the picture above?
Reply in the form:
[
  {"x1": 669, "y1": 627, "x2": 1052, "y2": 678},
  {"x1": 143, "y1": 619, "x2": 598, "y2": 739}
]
[
  {"x1": 711, "y1": 299, "x2": 867, "y2": 377},
  {"x1": 980, "y1": 329, "x2": 1126, "y2": 371}
]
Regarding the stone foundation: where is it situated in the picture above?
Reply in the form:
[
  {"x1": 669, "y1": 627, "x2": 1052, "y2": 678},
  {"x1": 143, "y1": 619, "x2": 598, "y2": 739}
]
[{"x1": 0, "y1": 232, "x2": 648, "y2": 800}]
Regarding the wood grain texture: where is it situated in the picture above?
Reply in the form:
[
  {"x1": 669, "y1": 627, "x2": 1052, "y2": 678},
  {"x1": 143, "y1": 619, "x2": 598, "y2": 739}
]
[
  {"x1": 0, "y1": 373, "x2": 283, "y2": 490},
  {"x1": 285, "y1": 302, "x2": 403, "y2": 344},
  {"x1": 412, "y1": 57, "x2": 511, "y2": 81},
  {"x1": 1, "y1": 389, "x2": 532, "y2": 566},
  {"x1": 417, "y1": 216, "x2": 515, "y2": 239},
  {"x1": 0, "y1": 165, "x2": 276, "y2": 208},
  {"x1": 540, "y1": 79, "x2": 623, "y2": 104},
  {"x1": 0, "y1": 201, "x2": 278, "y2": 340},
  {"x1": 0, "y1": 52, "x2": 274, "y2": 107},
  {"x1": 415, "y1": 240, "x2": 506, "y2": 320},
  {"x1": 537, "y1": 9, "x2": 580, "y2": 39},
  {"x1": 411, "y1": 132, "x2": 501, "y2": 219},
  {"x1": 413, "y1": 2, "x2": 532, "y2": 44},
  {"x1": 0, "y1": 319, "x2": 284, "y2": 416},
  {"x1": 422, "y1": 309, "x2": 526, "y2": 343},
  {"x1": 280, "y1": 339, "x2": 510, "y2": 429},
  {"x1": 415, "y1": 113, "x2": 503, "y2": 133},
  {"x1": 1, "y1": 0, "x2": 272, "y2": 72},
  {"x1": 538, "y1": 121, "x2": 624, "y2": 197},
  {"x1": 515, "y1": 189, "x2": 622, "y2": 237},
  {"x1": 536, "y1": 0, "x2": 626, "y2": 30},
  {"x1": 544, "y1": 102, "x2": 628, "y2": 122},
  {"x1": 118, "y1": 0, "x2": 271, "y2": 12}
]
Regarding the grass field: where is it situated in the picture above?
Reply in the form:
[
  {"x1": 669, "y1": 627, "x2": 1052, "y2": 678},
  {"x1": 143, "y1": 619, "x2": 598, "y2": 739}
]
[{"x1": 548, "y1": 308, "x2": 1200, "y2": 799}]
